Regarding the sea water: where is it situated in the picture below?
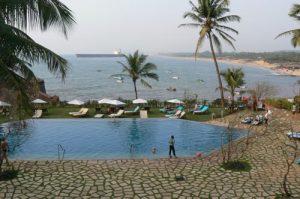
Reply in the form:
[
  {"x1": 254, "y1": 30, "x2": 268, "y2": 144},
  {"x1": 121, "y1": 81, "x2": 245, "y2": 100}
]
[{"x1": 32, "y1": 55, "x2": 298, "y2": 101}]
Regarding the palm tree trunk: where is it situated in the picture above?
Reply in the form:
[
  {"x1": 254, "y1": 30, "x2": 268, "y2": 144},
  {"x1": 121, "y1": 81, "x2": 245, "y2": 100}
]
[
  {"x1": 133, "y1": 80, "x2": 138, "y2": 99},
  {"x1": 208, "y1": 33, "x2": 225, "y2": 108},
  {"x1": 231, "y1": 90, "x2": 235, "y2": 112}
]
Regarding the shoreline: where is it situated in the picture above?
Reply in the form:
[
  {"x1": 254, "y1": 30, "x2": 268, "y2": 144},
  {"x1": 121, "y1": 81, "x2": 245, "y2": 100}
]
[{"x1": 163, "y1": 55, "x2": 300, "y2": 77}]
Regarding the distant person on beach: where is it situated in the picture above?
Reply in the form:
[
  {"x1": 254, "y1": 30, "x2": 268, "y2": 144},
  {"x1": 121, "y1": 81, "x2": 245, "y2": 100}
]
[
  {"x1": 1, "y1": 138, "x2": 9, "y2": 165},
  {"x1": 169, "y1": 135, "x2": 177, "y2": 158}
]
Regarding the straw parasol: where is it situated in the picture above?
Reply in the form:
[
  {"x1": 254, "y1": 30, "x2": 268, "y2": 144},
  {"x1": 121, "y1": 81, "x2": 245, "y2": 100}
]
[
  {"x1": 67, "y1": 99, "x2": 84, "y2": 106},
  {"x1": 32, "y1": 99, "x2": 47, "y2": 104},
  {"x1": 132, "y1": 98, "x2": 148, "y2": 104},
  {"x1": 0, "y1": 101, "x2": 11, "y2": 107},
  {"x1": 106, "y1": 100, "x2": 126, "y2": 106},
  {"x1": 167, "y1": 99, "x2": 184, "y2": 104},
  {"x1": 98, "y1": 98, "x2": 113, "y2": 104}
]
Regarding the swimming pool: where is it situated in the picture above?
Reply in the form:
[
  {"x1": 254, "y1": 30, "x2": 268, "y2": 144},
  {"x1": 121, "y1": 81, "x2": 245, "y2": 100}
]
[{"x1": 0, "y1": 119, "x2": 245, "y2": 160}]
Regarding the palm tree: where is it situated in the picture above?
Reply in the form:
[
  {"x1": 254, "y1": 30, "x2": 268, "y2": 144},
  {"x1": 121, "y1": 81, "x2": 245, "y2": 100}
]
[
  {"x1": 220, "y1": 68, "x2": 245, "y2": 111},
  {"x1": 0, "y1": 0, "x2": 75, "y2": 110},
  {"x1": 276, "y1": 4, "x2": 300, "y2": 47},
  {"x1": 179, "y1": 0, "x2": 240, "y2": 107},
  {"x1": 115, "y1": 50, "x2": 159, "y2": 99}
]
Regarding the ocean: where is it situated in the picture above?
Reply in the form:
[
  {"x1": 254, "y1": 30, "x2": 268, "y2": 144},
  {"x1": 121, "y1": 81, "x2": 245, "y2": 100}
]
[{"x1": 32, "y1": 55, "x2": 299, "y2": 101}]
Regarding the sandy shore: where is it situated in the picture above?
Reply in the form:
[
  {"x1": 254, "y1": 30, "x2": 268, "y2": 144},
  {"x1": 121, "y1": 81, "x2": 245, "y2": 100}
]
[{"x1": 165, "y1": 55, "x2": 300, "y2": 76}]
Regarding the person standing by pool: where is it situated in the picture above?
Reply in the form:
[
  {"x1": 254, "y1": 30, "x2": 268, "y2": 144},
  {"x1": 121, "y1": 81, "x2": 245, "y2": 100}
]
[
  {"x1": 292, "y1": 103, "x2": 297, "y2": 116},
  {"x1": 264, "y1": 109, "x2": 272, "y2": 126},
  {"x1": 169, "y1": 135, "x2": 177, "y2": 158},
  {"x1": 1, "y1": 138, "x2": 9, "y2": 165}
]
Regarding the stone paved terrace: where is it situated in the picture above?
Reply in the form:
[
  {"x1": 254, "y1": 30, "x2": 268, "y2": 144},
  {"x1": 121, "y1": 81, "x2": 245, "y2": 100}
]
[{"x1": 0, "y1": 108, "x2": 300, "y2": 198}]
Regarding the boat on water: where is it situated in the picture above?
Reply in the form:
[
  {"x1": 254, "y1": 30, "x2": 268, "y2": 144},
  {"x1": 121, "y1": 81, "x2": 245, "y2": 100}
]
[
  {"x1": 116, "y1": 80, "x2": 124, "y2": 83},
  {"x1": 113, "y1": 76, "x2": 124, "y2": 81}
]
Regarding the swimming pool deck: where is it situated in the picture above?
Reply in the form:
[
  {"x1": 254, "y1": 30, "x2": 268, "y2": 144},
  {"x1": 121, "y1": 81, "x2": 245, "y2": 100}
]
[{"x1": 0, "y1": 109, "x2": 300, "y2": 198}]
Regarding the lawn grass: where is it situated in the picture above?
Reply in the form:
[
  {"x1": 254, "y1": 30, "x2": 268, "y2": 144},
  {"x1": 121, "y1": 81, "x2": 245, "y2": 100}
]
[{"x1": 0, "y1": 106, "x2": 230, "y2": 123}]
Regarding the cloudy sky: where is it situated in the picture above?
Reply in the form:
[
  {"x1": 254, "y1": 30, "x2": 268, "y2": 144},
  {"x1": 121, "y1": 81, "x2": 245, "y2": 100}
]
[{"x1": 28, "y1": 0, "x2": 299, "y2": 54}]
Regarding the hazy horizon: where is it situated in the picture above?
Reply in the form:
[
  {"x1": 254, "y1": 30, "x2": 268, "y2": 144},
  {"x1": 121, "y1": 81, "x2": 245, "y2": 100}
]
[{"x1": 28, "y1": 0, "x2": 300, "y2": 54}]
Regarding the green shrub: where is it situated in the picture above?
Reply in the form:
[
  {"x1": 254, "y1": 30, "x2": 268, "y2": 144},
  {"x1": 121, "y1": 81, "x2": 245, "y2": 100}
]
[
  {"x1": 221, "y1": 161, "x2": 251, "y2": 172},
  {"x1": 265, "y1": 98, "x2": 292, "y2": 110}
]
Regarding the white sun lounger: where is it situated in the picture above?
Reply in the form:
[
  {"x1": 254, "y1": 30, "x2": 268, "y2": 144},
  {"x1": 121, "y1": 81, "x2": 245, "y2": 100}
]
[
  {"x1": 108, "y1": 110, "x2": 124, "y2": 118},
  {"x1": 32, "y1": 109, "x2": 43, "y2": 118}
]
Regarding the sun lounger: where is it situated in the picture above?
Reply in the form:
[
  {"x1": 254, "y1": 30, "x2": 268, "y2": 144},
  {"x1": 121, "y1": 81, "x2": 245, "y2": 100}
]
[
  {"x1": 94, "y1": 114, "x2": 104, "y2": 118},
  {"x1": 140, "y1": 110, "x2": 148, "y2": 118},
  {"x1": 165, "y1": 110, "x2": 181, "y2": 118},
  {"x1": 251, "y1": 115, "x2": 264, "y2": 125},
  {"x1": 32, "y1": 109, "x2": 43, "y2": 118},
  {"x1": 193, "y1": 106, "x2": 209, "y2": 114},
  {"x1": 71, "y1": 108, "x2": 89, "y2": 117},
  {"x1": 169, "y1": 111, "x2": 186, "y2": 119},
  {"x1": 287, "y1": 131, "x2": 300, "y2": 139},
  {"x1": 125, "y1": 106, "x2": 140, "y2": 114},
  {"x1": 69, "y1": 108, "x2": 85, "y2": 115},
  {"x1": 241, "y1": 116, "x2": 253, "y2": 124},
  {"x1": 108, "y1": 110, "x2": 124, "y2": 118}
]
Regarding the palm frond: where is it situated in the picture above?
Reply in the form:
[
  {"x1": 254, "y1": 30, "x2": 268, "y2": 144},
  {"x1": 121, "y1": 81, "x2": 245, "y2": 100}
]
[
  {"x1": 0, "y1": 22, "x2": 69, "y2": 80},
  {"x1": 1, "y1": 0, "x2": 76, "y2": 37},
  {"x1": 140, "y1": 79, "x2": 152, "y2": 89},
  {"x1": 195, "y1": 27, "x2": 208, "y2": 56},
  {"x1": 289, "y1": 4, "x2": 300, "y2": 19},
  {"x1": 141, "y1": 72, "x2": 159, "y2": 81},
  {"x1": 215, "y1": 25, "x2": 238, "y2": 34},
  {"x1": 178, "y1": 23, "x2": 201, "y2": 28},
  {"x1": 217, "y1": 15, "x2": 241, "y2": 23},
  {"x1": 212, "y1": 34, "x2": 222, "y2": 53},
  {"x1": 218, "y1": 31, "x2": 236, "y2": 50}
]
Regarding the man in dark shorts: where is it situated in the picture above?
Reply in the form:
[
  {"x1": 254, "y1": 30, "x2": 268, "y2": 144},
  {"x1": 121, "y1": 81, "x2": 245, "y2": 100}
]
[
  {"x1": 1, "y1": 138, "x2": 9, "y2": 165},
  {"x1": 169, "y1": 135, "x2": 177, "y2": 158}
]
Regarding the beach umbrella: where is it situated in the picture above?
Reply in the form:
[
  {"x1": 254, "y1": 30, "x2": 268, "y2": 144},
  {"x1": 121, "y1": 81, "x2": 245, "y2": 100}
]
[
  {"x1": 167, "y1": 99, "x2": 184, "y2": 104},
  {"x1": 107, "y1": 100, "x2": 126, "y2": 106},
  {"x1": 0, "y1": 101, "x2": 11, "y2": 107},
  {"x1": 32, "y1": 99, "x2": 48, "y2": 104},
  {"x1": 98, "y1": 98, "x2": 112, "y2": 104},
  {"x1": 67, "y1": 99, "x2": 84, "y2": 106},
  {"x1": 133, "y1": 98, "x2": 148, "y2": 104}
]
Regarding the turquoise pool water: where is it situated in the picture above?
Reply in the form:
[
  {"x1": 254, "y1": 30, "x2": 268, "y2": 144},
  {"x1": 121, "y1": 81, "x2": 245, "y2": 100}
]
[{"x1": 0, "y1": 119, "x2": 245, "y2": 160}]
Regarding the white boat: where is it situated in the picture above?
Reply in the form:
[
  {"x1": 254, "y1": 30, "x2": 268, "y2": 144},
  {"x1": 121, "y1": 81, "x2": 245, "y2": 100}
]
[
  {"x1": 172, "y1": 76, "x2": 179, "y2": 80},
  {"x1": 113, "y1": 76, "x2": 124, "y2": 81},
  {"x1": 116, "y1": 80, "x2": 123, "y2": 83}
]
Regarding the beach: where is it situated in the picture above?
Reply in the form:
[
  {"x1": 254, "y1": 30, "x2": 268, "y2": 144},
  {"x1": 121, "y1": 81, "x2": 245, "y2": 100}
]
[{"x1": 167, "y1": 55, "x2": 300, "y2": 77}]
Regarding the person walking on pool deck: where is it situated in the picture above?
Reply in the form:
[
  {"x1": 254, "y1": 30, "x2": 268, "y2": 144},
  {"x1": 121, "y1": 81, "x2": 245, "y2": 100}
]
[
  {"x1": 292, "y1": 103, "x2": 297, "y2": 116},
  {"x1": 169, "y1": 135, "x2": 177, "y2": 158},
  {"x1": 1, "y1": 138, "x2": 9, "y2": 165}
]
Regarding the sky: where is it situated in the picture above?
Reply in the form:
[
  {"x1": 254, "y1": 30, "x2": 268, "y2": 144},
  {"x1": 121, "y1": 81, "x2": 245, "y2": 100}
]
[{"x1": 28, "y1": 0, "x2": 300, "y2": 54}]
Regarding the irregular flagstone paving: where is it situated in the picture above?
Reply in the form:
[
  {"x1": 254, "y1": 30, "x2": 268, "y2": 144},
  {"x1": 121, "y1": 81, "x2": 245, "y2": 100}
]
[{"x1": 0, "y1": 108, "x2": 300, "y2": 198}]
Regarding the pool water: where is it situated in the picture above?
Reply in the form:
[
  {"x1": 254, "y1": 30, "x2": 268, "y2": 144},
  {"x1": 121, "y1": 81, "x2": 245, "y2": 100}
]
[{"x1": 0, "y1": 119, "x2": 245, "y2": 160}]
